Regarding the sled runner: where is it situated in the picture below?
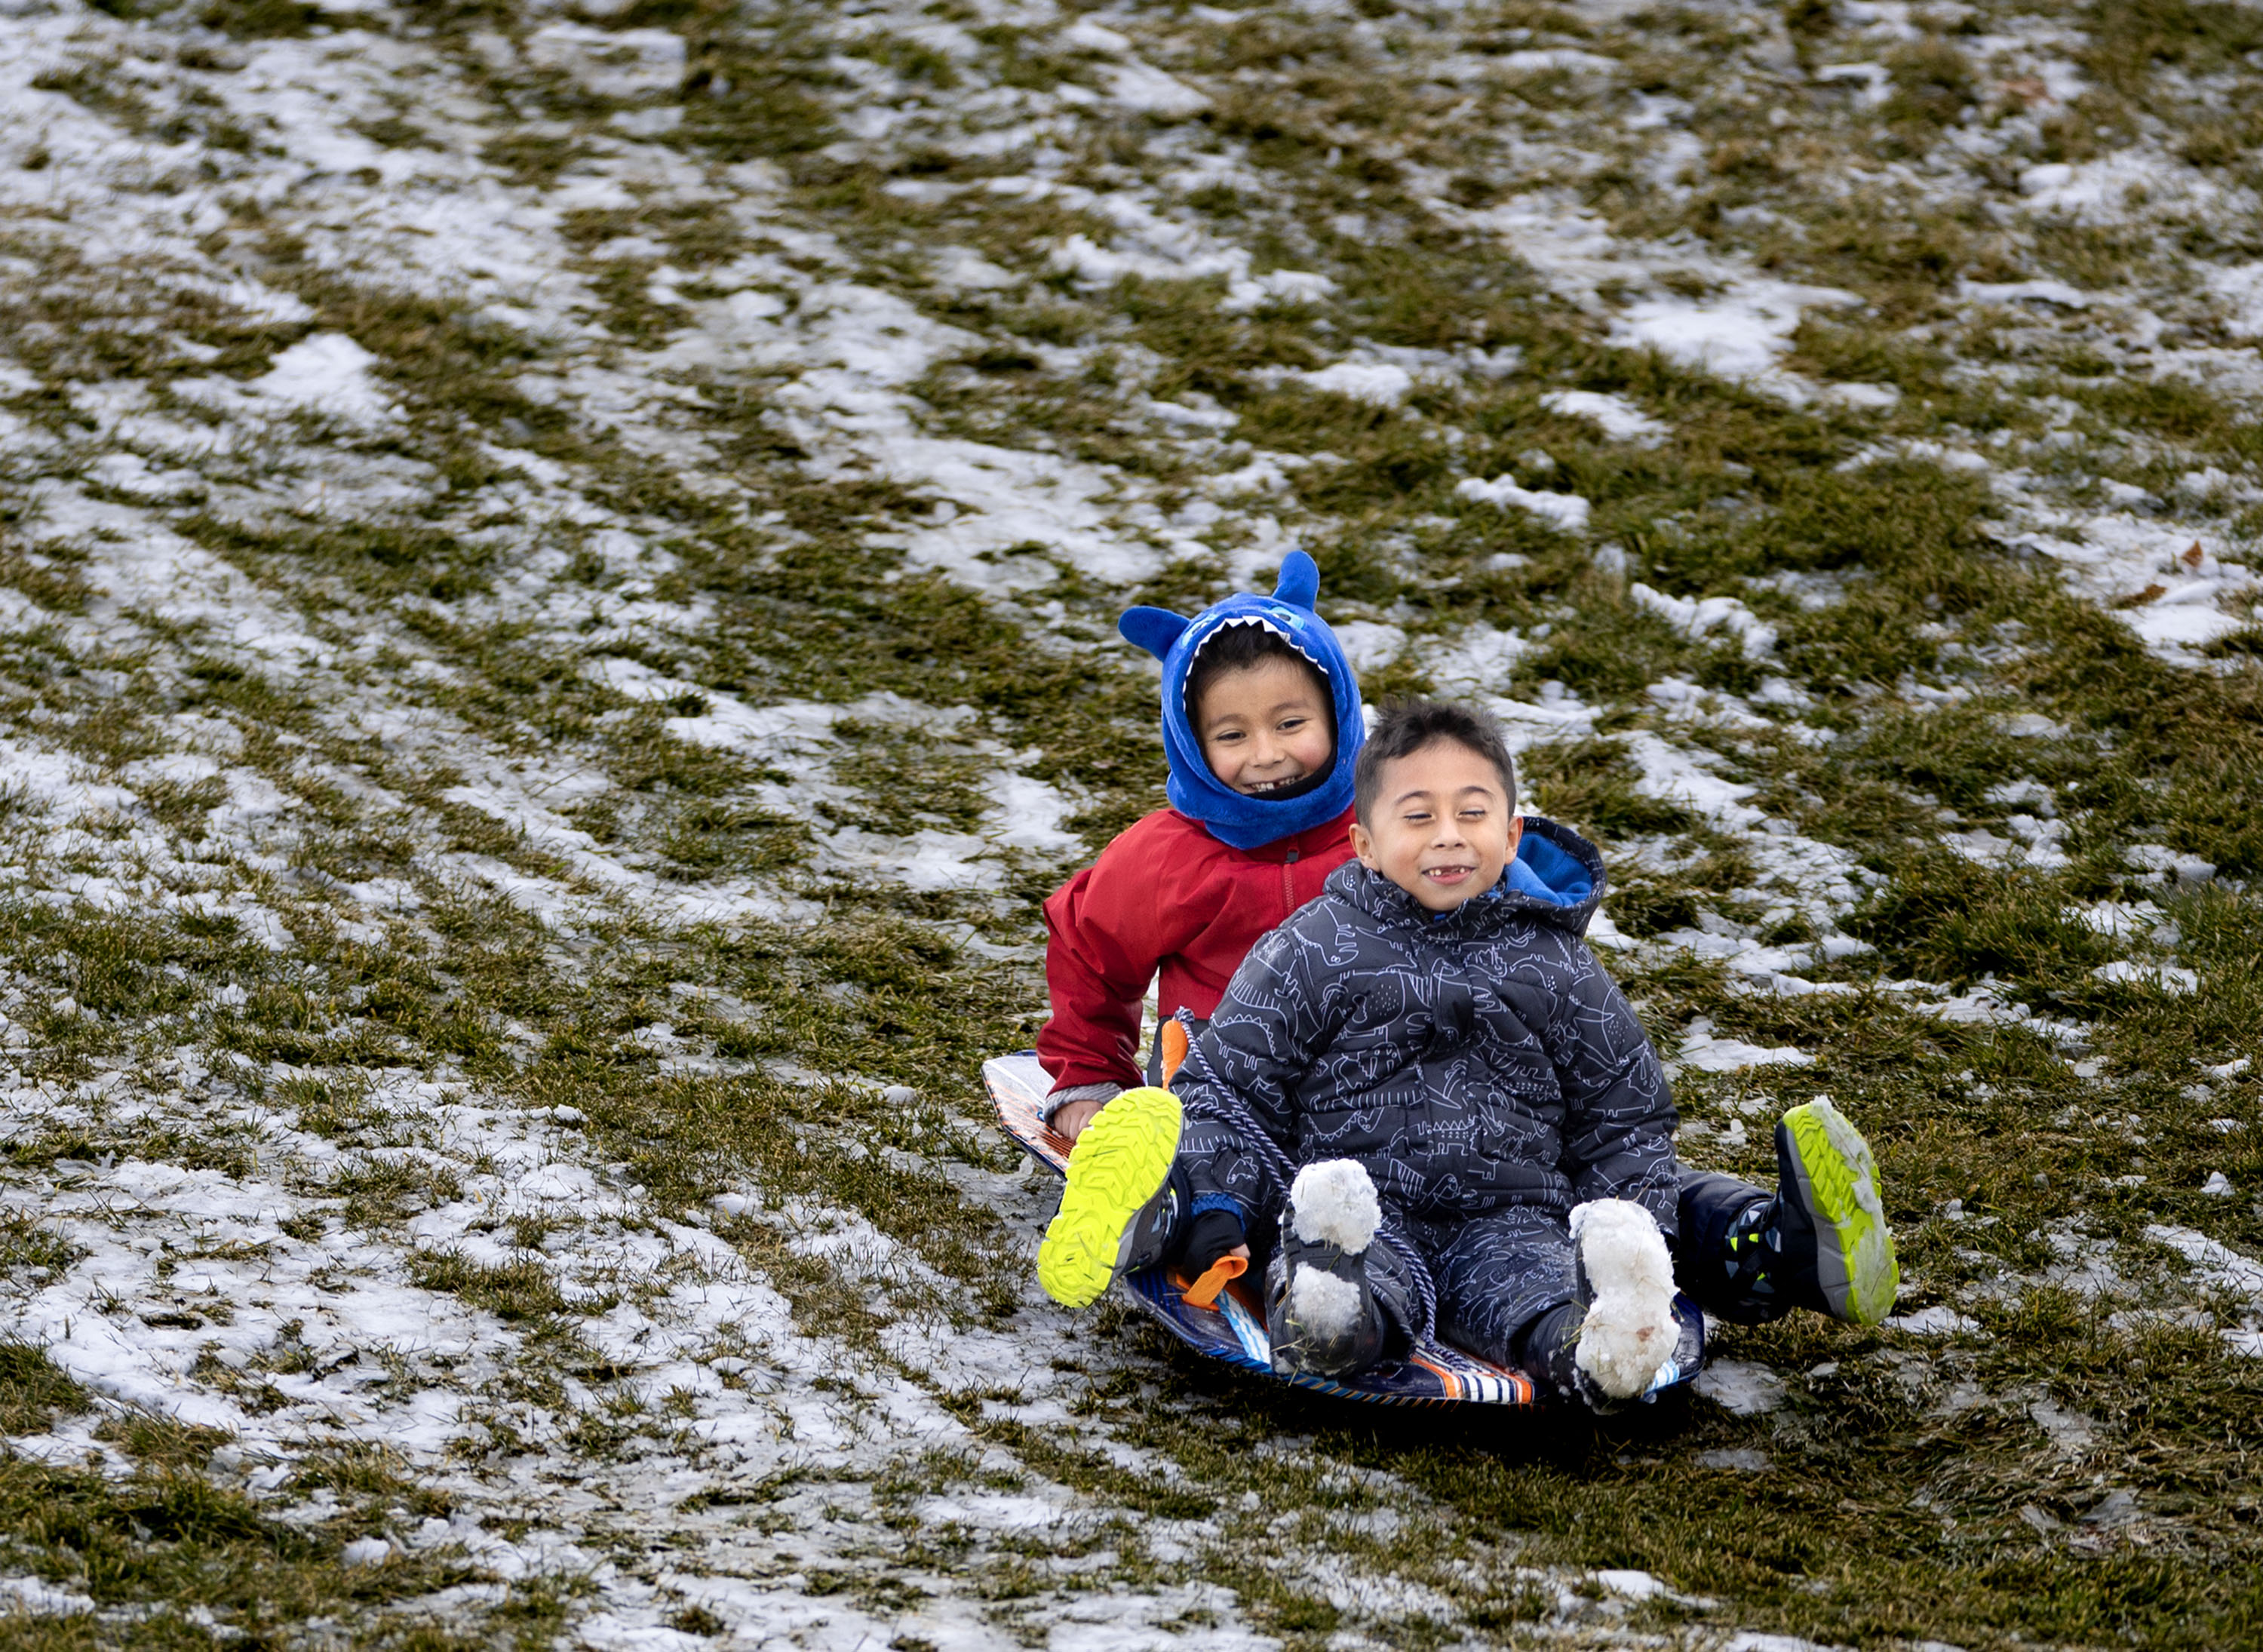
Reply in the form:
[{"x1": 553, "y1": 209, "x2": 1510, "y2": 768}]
[{"x1": 987, "y1": 1052, "x2": 1705, "y2": 1408}]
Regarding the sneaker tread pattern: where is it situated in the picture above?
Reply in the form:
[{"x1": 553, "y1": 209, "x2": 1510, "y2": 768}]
[{"x1": 1036, "y1": 1088, "x2": 1182, "y2": 1309}]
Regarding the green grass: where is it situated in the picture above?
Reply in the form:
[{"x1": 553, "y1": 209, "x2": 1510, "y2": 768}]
[{"x1": 0, "y1": 1346, "x2": 507, "y2": 1644}]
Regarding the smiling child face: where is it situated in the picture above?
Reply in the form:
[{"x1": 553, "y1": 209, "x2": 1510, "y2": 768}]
[
  {"x1": 1196, "y1": 656, "x2": 1334, "y2": 797},
  {"x1": 1349, "y1": 737, "x2": 1523, "y2": 913}
]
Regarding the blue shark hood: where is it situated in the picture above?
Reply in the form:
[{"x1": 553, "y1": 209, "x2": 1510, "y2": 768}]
[{"x1": 1118, "y1": 551, "x2": 1365, "y2": 850}]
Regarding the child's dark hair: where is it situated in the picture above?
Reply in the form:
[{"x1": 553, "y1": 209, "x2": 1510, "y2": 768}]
[
  {"x1": 1353, "y1": 699, "x2": 1518, "y2": 823},
  {"x1": 1185, "y1": 621, "x2": 1332, "y2": 721}
]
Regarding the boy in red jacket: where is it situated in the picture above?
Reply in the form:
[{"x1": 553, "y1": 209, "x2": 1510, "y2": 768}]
[{"x1": 1037, "y1": 551, "x2": 1366, "y2": 1142}]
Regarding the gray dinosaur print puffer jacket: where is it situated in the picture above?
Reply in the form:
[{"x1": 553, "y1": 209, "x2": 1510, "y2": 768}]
[{"x1": 1173, "y1": 817, "x2": 1681, "y2": 1235}]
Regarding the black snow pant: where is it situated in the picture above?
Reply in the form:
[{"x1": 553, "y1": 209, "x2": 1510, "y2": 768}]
[{"x1": 1177, "y1": 1113, "x2": 1788, "y2": 1369}]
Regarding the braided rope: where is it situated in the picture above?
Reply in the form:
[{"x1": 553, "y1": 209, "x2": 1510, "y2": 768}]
[{"x1": 1171, "y1": 1009, "x2": 1439, "y2": 1343}]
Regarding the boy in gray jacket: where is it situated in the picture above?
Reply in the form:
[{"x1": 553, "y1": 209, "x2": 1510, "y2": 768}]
[{"x1": 1040, "y1": 699, "x2": 1899, "y2": 1410}]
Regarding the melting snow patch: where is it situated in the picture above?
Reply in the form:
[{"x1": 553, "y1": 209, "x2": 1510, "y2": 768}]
[
  {"x1": 2209, "y1": 261, "x2": 2263, "y2": 339},
  {"x1": 1104, "y1": 59, "x2": 1209, "y2": 118},
  {"x1": 1820, "y1": 380, "x2": 1900, "y2": 409},
  {"x1": 2124, "y1": 844, "x2": 2215, "y2": 887},
  {"x1": 1221, "y1": 269, "x2": 1335, "y2": 312},
  {"x1": 2002, "y1": 514, "x2": 2258, "y2": 660},
  {"x1": 2067, "y1": 899, "x2": 2163, "y2": 938},
  {"x1": 1628, "y1": 582, "x2": 1776, "y2": 659},
  {"x1": 1540, "y1": 388, "x2": 1666, "y2": 446},
  {"x1": 2019, "y1": 151, "x2": 2215, "y2": 226},
  {"x1": 2146, "y1": 1225, "x2": 2263, "y2": 1300},
  {"x1": 1608, "y1": 278, "x2": 1857, "y2": 398},
  {"x1": 1986, "y1": 779, "x2": 2056, "y2": 815},
  {"x1": 1886, "y1": 1307, "x2": 1979, "y2": 1337},
  {"x1": 1420, "y1": 625, "x2": 1531, "y2": 701},
  {"x1": 1958, "y1": 277, "x2": 2090, "y2": 309},
  {"x1": 1620, "y1": 731, "x2": 1762, "y2": 830},
  {"x1": 1052, "y1": 231, "x2": 1238, "y2": 287},
  {"x1": 245, "y1": 333, "x2": 399, "y2": 427},
  {"x1": 0, "y1": 1577, "x2": 96, "y2": 1616},
  {"x1": 1677, "y1": 1027, "x2": 1811, "y2": 1072},
  {"x1": 2028, "y1": 1397, "x2": 2095, "y2": 1454},
  {"x1": 523, "y1": 23, "x2": 686, "y2": 97},
  {"x1": 983, "y1": 771, "x2": 1084, "y2": 857},
  {"x1": 929, "y1": 246, "x2": 1018, "y2": 291},
  {"x1": 1299, "y1": 361, "x2": 1415, "y2": 406},
  {"x1": 1814, "y1": 61, "x2": 1891, "y2": 106},
  {"x1": 2092, "y1": 961, "x2": 2199, "y2": 994},
  {"x1": 1944, "y1": 818, "x2": 2069, "y2": 871},
  {"x1": 1696, "y1": 1447, "x2": 1771, "y2": 1472},
  {"x1": 1332, "y1": 620, "x2": 1406, "y2": 674},
  {"x1": 342, "y1": 1537, "x2": 392, "y2": 1567},
  {"x1": 1924, "y1": 987, "x2": 2087, "y2": 1046},
  {"x1": 1596, "y1": 1569, "x2": 1679, "y2": 1603},
  {"x1": 1692, "y1": 1358, "x2": 1786, "y2": 1416},
  {"x1": 1456, "y1": 474, "x2": 1590, "y2": 533}
]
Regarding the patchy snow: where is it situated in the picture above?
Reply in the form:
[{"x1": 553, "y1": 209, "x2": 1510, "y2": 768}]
[
  {"x1": 1620, "y1": 732, "x2": 1764, "y2": 831},
  {"x1": 1222, "y1": 268, "x2": 1335, "y2": 314},
  {"x1": 1629, "y1": 582, "x2": 1778, "y2": 661},
  {"x1": 2093, "y1": 961, "x2": 2200, "y2": 994},
  {"x1": 1299, "y1": 361, "x2": 1415, "y2": 407},
  {"x1": 1693, "y1": 1359, "x2": 1786, "y2": 1417},
  {"x1": 1886, "y1": 1307, "x2": 1981, "y2": 1337},
  {"x1": 1675, "y1": 1024, "x2": 1812, "y2": 1073},
  {"x1": 1541, "y1": 389, "x2": 1668, "y2": 447},
  {"x1": 1457, "y1": 474, "x2": 1592, "y2": 533},
  {"x1": 1610, "y1": 280, "x2": 1858, "y2": 399},
  {"x1": 245, "y1": 333, "x2": 401, "y2": 427},
  {"x1": 2146, "y1": 1226, "x2": 2263, "y2": 1300},
  {"x1": 1332, "y1": 620, "x2": 1407, "y2": 674}
]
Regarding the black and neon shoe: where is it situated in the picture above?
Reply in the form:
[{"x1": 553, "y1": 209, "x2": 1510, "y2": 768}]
[
  {"x1": 1773, "y1": 1097, "x2": 1899, "y2": 1325},
  {"x1": 1037, "y1": 1087, "x2": 1184, "y2": 1308}
]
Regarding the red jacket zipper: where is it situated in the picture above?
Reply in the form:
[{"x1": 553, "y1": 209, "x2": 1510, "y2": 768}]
[{"x1": 1282, "y1": 849, "x2": 1299, "y2": 916}]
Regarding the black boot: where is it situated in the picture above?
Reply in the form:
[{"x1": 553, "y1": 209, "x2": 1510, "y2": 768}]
[
  {"x1": 1676, "y1": 1170, "x2": 1791, "y2": 1325},
  {"x1": 1519, "y1": 1294, "x2": 1706, "y2": 1413},
  {"x1": 1264, "y1": 1162, "x2": 1414, "y2": 1378}
]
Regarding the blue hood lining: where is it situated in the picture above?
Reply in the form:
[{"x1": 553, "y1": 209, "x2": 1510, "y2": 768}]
[{"x1": 1506, "y1": 828, "x2": 1594, "y2": 907}]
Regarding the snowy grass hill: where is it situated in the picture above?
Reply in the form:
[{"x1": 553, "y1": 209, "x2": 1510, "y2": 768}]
[{"x1": 0, "y1": 0, "x2": 2260, "y2": 1645}]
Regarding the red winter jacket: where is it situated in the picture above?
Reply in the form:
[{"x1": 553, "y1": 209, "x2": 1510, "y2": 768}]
[{"x1": 1038, "y1": 805, "x2": 1359, "y2": 1094}]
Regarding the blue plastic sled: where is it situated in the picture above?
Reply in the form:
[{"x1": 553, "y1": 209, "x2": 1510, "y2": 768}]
[{"x1": 987, "y1": 1053, "x2": 1703, "y2": 1408}]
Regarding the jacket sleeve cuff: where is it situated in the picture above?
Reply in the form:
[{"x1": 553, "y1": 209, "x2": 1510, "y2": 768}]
[{"x1": 1041, "y1": 1082, "x2": 1123, "y2": 1125}]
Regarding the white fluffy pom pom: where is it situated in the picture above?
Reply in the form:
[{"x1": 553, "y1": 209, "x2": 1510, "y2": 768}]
[
  {"x1": 1568, "y1": 1199, "x2": 1678, "y2": 1400},
  {"x1": 1288, "y1": 1159, "x2": 1381, "y2": 1253},
  {"x1": 1285, "y1": 1263, "x2": 1365, "y2": 1339}
]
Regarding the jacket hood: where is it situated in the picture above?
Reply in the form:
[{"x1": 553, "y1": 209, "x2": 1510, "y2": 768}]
[
  {"x1": 1325, "y1": 815, "x2": 1609, "y2": 938},
  {"x1": 1118, "y1": 550, "x2": 1365, "y2": 850}
]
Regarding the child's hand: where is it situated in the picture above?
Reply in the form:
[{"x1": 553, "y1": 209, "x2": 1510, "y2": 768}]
[{"x1": 1052, "y1": 1098, "x2": 1106, "y2": 1141}]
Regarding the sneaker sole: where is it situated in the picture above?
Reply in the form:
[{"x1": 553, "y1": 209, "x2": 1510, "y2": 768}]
[
  {"x1": 1037, "y1": 1088, "x2": 1183, "y2": 1309},
  {"x1": 1779, "y1": 1098, "x2": 1899, "y2": 1325}
]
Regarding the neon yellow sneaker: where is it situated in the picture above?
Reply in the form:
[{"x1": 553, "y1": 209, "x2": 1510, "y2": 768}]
[
  {"x1": 1775, "y1": 1097, "x2": 1899, "y2": 1325},
  {"x1": 1036, "y1": 1087, "x2": 1184, "y2": 1309}
]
